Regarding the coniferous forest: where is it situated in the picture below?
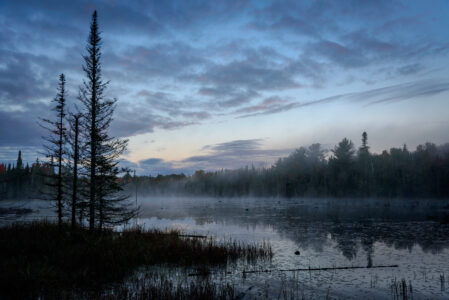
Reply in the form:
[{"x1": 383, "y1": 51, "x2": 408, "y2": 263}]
[
  {"x1": 0, "y1": 153, "x2": 53, "y2": 200},
  {"x1": 126, "y1": 136, "x2": 449, "y2": 198},
  {"x1": 4, "y1": 134, "x2": 448, "y2": 200}
]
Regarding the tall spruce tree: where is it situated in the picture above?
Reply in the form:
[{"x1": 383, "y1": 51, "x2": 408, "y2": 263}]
[
  {"x1": 16, "y1": 151, "x2": 23, "y2": 169},
  {"x1": 358, "y1": 131, "x2": 372, "y2": 196},
  {"x1": 41, "y1": 74, "x2": 67, "y2": 227},
  {"x1": 79, "y1": 11, "x2": 135, "y2": 230}
]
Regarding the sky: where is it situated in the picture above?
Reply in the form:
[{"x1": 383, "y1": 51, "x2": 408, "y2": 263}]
[{"x1": 1, "y1": 0, "x2": 449, "y2": 175}]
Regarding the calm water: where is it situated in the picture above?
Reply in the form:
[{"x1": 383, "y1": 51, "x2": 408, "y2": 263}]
[
  {"x1": 2, "y1": 197, "x2": 449, "y2": 299},
  {"x1": 134, "y1": 197, "x2": 449, "y2": 299}
]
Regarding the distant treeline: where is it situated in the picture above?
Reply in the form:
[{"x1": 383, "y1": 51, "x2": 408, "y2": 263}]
[
  {"x1": 0, "y1": 152, "x2": 53, "y2": 200},
  {"x1": 2, "y1": 133, "x2": 449, "y2": 199},
  {"x1": 128, "y1": 133, "x2": 449, "y2": 198}
]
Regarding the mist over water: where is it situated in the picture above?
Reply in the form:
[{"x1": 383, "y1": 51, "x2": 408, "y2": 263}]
[{"x1": 128, "y1": 196, "x2": 449, "y2": 299}]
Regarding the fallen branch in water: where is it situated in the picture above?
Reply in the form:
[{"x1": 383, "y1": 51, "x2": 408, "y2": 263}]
[
  {"x1": 188, "y1": 264, "x2": 399, "y2": 277},
  {"x1": 177, "y1": 234, "x2": 208, "y2": 239},
  {"x1": 243, "y1": 264, "x2": 399, "y2": 274},
  {"x1": 189, "y1": 271, "x2": 232, "y2": 277},
  {"x1": 114, "y1": 231, "x2": 208, "y2": 239}
]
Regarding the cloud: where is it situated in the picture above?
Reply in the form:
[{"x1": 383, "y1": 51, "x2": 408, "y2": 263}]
[
  {"x1": 236, "y1": 80, "x2": 449, "y2": 118},
  {"x1": 108, "y1": 89, "x2": 214, "y2": 137},
  {"x1": 234, "y1": 96, "x2": 290, "y2": 114},
  {"x1": 306, "y1": 40, "x2": 368, "y2": 68},
  {"x1": 1, "y1": 0, "x2": 166, "y2": 41},
  {"x1": 140, "y1": 158, "x2": 165, "y2": 166},
  {"x1": 122, "y1": 139, "x2": 293, "y2": 175},
  {"x1": 105, "y1": 43, "x2": 208, "y2": 83},
  {"x1": 246, "y1": 1, "x2": 448, "y2": 74},
  {"x1": 183, "y1": 139, "x2": 292, "y2": 170},
  {"x1": 357, "y1": 80, "x2": 449, "y2": 105},
  {"x1": 111, "y1": 112, "x2": 197, "y2": 138},
  {"x1": 136, "y1": 90, "x2": 210, "y2": 119},
  {"x1": 248, "y1": 14, "x2": 320, "y2": 38},
  {"x1": 182, "y1": 111, "x2": 211, "y2": 119},
  {"x1": 202, "y1": 139, "x2": 264, "y2": 153},
  {"x1": 122, "y1": 1, "x2": 251, "y2": 30},
  {"x1": 184, "y1": 48, "x2": 326, "y2": 111},
  {"x1": 0, "y1": 50, "x2": 58, "y2": 106},
  {"x1": 198, "y1": 87, "x2": 260, "y2": 108},
  {"x1": 249, "y1": 0, "x2": 404, "y2": 37},
  {"x1": 397, "y1": 64, "x2": 424, "y2": 76},
  {"x1": 187, "y1": 58, "x2": 302, "y2": 91},
  {"x1": 1, "y1": 0, "x2": 449, "y2": 159},
  {"x1": 305, "y1": 36, "x2": 434, "y2": 70},
  {"x1": 0, "y1": 112, "x2": 45, "y2": 147}
]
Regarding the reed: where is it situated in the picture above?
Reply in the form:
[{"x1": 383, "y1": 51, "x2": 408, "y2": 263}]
[{"x1": 0, "y1": 221, "x2": 271, "y2": 298}]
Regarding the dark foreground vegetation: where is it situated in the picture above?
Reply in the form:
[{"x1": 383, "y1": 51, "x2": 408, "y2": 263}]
[
  {"x1": 99, "y1": 274, "x2": 237, "y2": 300},
  {"x1": 0, "y1": 221, "x2": 272, "y2": 299}
]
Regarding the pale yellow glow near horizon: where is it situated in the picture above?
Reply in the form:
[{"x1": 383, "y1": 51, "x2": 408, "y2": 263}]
[{"x1": 123, "y1": 93, "x2": 449, "y2": 168}]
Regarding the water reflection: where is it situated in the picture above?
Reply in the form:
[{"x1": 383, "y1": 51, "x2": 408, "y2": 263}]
[
  {"x1": 2, "y1": 197, "x2": 449, "y2": 298},
  {"x1": 138, "y1": 197, "x2": 449, "y2": 260}
]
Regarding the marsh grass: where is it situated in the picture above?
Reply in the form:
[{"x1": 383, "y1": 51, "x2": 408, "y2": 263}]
[
  {"x1": 101, "y1": 272, "x2": 236, "y2": 300},
  {"x1": 0, "y1": 221, "x2": 272, "y2": 299},
  {"x1": 390, "y1": 278, "x2": 413, "y2": 300},
  {"x1": 42, "y1": 272, "x2": 237, "y2": 300}
]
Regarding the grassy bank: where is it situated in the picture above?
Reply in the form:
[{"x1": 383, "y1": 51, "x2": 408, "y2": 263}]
[{"x1": 0, "y1": 221, "x2": 272, "y2": 299}]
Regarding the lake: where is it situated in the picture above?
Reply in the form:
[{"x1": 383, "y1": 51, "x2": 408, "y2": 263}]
[{"x1": 2, "y1": 197, "x2": 449, "y2": 299}]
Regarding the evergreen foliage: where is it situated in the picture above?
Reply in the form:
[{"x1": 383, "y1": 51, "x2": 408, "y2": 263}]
[
  {"x1": 2, "y1": 136, "x2": 449, "y2": 200},
  {"x1": 40, "y1": 74, "x2": 67, "y2": 227},
  {"x1": 0, "y1": 11, "x2": 135, "y2": 230},
  {"x1": 78, "y1": 11, "x2": 134, "y2": 230},
  {"x1": 127, "y1": 135, "x2": 449, "y2": 199}
]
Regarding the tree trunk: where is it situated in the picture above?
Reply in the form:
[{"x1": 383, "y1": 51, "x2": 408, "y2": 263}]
[
  {"x1": 89, "y1": 43, "x2": 97, "y2": 231},
  {"x1": 71, "y1": 116, "x2": 79, "y2": 229}
]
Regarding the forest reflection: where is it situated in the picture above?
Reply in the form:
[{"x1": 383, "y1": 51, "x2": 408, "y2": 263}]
[{"x1": 138, "y1": 197, "x2": 449, "y2": 263}]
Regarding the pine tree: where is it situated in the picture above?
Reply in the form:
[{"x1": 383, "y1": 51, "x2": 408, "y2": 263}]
[
  {"x1": 329, "y1": 138, "x2": 356, "y2": 196},
  {"x1": 16, "y1": 151, "x2": 23, "y2": 169},
  {"x1": 41, "y1": 74, "x2": 67, "y2": 227},
  {"x1": 79, "y1": 11, "x2": 135, "y2": 230},
  {"x1": 332, "y1": 138, "x2": 355, "y2": 162},
  {"x1": 360, "y1": 132, "x2": 369, "y2": 153},
  {"x1": 15, "y1": 150, "x2": 23, "y2": 198},
  {"x1": 358, "y1": 132, "x2": 372, "y2": 196}
]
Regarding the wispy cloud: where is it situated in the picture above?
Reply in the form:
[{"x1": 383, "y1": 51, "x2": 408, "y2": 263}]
[
  {"x1": 236, "y1": 80, "x2": 449, "y2": 118},
  {"x1": 182, "y1": 139, "x2": 292, "y2": 171}
]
